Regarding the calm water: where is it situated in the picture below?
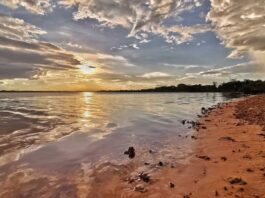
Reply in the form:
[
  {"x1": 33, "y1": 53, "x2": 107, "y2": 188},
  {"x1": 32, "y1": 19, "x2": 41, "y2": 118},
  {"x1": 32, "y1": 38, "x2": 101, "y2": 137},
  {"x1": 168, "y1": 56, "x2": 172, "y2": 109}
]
[{"x1": 0, "y1": 92, "x2": 237, "y2": 196}]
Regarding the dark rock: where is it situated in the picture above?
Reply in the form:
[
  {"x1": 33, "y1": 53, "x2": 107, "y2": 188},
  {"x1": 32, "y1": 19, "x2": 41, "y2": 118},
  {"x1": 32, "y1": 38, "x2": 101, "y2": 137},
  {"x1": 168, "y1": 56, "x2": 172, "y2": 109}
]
[
  {"x1": 124, "y1": 147, "x2": 135, "y2": 159},
  {"x1": 197, "y1": 155, "x2": 211, "y2": 161},
  {"x1": 169, "y1": 182, "x2": 175, "y2": 188},
  {"x1": 144, "y1": 162, "x2": 150, "y2": 166},
  {"x1": 223, "y1": 186, "x2": 228, "y2": 191},
  {"x1": 158, "y1": 161, "x2": 164, "y2": 166},
  {"x1": 215, "y1": 190, "x2": 219, "y2": 196},
  {"x1": 191, "y1": 135, "x2": 197, "y2": 140},
  {"x1": 221, "y1": 156, "x2": 227, "y2": 161},
  {"x1": 191, "y1": 135, "x2": 198, "y2": 140},
  {"x1": 246, "y1": 168, "x2": 254, "y2": 172},
  {"x1": 201, "y1": 107, "x2": 207, "y2": 114},
  {"x1": 139, "y1": 172, "x2": 150, "y2": 183},
  {"x1": 228, "y1": 177, "x2": 247, "y2": 185},
  {"x1": 181, "y1": 120, "x2": 186, "y2": 125}
]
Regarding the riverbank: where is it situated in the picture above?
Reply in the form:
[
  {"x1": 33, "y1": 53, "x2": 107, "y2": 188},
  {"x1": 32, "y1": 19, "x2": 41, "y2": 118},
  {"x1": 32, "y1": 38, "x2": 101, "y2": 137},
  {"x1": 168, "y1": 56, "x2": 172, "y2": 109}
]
[
  {"x1": 142, "y1": 95, "x2": 265, "y2": 198},
  {"x1": 85, "y1": 94, "x2": 265, "y2": 198}
]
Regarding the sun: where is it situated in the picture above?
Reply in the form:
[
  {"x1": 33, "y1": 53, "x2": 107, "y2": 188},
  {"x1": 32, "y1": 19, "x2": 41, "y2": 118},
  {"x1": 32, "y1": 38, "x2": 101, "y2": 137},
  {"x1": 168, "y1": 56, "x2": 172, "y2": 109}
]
[{"x1": 79, "y1": 64, "x2": 96, "y2": 74}]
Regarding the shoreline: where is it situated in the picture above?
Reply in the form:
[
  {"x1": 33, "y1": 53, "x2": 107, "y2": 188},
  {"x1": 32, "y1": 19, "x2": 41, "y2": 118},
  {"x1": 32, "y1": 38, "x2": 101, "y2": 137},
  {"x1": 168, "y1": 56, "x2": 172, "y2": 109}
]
[
  {"x1": 163, "y1": 95, "x2": 264, "y2": 197},
  {"x1": 146, "y1": 95, "x2": 265, "y2": 198},
  {"x1": 85, "y1": 95, "x2": 265, "y2": 198}
]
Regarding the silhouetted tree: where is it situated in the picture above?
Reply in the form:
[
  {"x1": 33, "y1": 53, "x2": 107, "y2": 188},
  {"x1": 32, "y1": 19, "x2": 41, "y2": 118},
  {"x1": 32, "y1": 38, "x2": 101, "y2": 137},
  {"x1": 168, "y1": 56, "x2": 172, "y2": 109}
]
[{"x1": 102, "y1": 80, "x2": 265, "y2": 94}]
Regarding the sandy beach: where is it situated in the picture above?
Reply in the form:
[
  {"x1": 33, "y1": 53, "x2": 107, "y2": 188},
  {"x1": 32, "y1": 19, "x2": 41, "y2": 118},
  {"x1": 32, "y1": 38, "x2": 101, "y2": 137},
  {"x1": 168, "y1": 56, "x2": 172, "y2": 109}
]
[
  {"x1": 145, "y1": 95, "x2": 265, "y2": 198},
  {"x1": 84, "y1": 94, "x2": 265, "y2": 198}
]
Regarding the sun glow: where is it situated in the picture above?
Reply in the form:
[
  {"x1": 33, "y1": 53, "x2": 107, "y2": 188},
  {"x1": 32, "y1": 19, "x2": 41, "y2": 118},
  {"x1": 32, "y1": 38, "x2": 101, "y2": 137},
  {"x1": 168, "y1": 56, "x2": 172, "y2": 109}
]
[{"x1": 79, "y1": 64, "x2": 96, "y2": 74}]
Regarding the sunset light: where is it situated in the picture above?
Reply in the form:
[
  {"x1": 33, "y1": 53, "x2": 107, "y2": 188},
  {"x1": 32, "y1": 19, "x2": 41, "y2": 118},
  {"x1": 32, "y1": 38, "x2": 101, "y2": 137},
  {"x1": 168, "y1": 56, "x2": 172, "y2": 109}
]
[{"x1": 0, "y1": 0, "x2": 264, "y2": 197}]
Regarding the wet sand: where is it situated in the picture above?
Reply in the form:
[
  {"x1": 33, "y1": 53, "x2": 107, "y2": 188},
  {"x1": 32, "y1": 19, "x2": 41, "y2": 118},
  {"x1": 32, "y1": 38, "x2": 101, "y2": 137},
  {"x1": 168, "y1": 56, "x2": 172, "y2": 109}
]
[{"x1": 84, "y1": 95, "x2": 265, "y2": 198}]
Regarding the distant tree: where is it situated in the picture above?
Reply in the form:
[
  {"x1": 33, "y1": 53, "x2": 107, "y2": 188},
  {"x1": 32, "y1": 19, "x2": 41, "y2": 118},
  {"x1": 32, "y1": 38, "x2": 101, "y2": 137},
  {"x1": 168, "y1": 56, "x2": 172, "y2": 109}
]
[{"x1": 102, "y1": 79, "x2": 265, "y2": 94}]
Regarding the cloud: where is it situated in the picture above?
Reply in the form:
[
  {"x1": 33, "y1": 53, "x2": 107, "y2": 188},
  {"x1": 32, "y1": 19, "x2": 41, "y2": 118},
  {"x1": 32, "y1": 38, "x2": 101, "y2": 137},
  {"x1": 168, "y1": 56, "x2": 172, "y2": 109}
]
[
  {"x1": 0, "y1": 0, "x2": 52, "y2": 14},
  {"x1": 77, "y1": 53, "x2": 136, "y2": 68},
  {"x1": 59, "y1": 0, "x2": 208, "y2": 44},
  {"x1": 0, "y1": 14, "x2": 81, "y2": 79},
  {"x1": 89, "y1": 71, "x2": 177, "y2": 88},
  {"x1": 66, "y1": 42, "x2": 83, "y2": 49},
  {"x1": 0, "y1": 13, "x2": 136, "y2": 83},
  {"x1": 140, "y1": 72, "x2": 172, "y2": 78},
  {"x1": 139, "y1": 39, "x2": 151, "y2": 44},
  {"x1": 0, "y1": 14, "x2": 46, "y2": 41},
  {"x1": 130, "y1": 43, "x2": 139, "y2": 49},
  {"x1": 207, "y1": 0, "x2": 265, "y2": 59},
  {"x1": 199, "y1": 62, "x2": 264, "y2": 77},
  {"x1": 178, "y1": 62, "x2": 264, "y2": 83}
]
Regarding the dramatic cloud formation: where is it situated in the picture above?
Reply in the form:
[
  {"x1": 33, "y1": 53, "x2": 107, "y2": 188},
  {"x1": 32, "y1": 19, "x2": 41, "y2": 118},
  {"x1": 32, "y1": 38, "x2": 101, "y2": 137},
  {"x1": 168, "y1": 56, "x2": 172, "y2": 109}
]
[
  {"x1": 0, "y1": 0, "x2": 52, "y2": 14},
  {"x1": 207, "y1": 0, "x2": 265, "y2": 59},
  {"x1": 0, "y1": 13, "x2": 46, "y2": 40},
  {"x1": 0, "y1": 0, "x2": 264, "y2": 91},
  {"x1": 0, "y1": 14, "x2": 81, "y2": 79},
  {"x1": 59, "y1": 0, "x2": 208, "y2": 44}
]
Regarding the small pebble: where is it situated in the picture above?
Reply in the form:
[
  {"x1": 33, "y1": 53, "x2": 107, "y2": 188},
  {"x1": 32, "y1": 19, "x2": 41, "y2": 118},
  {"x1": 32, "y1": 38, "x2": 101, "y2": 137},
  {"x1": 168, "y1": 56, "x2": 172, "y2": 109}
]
[
  {"x1": 221, "y1": 156, "x2": 227, "y2": 161},
  {"x1": 169, "y1": 182, "x2": 175, "y2": 188},
  {"x1": 215, "y1": 190, "x2": 219, "y2": 196}
]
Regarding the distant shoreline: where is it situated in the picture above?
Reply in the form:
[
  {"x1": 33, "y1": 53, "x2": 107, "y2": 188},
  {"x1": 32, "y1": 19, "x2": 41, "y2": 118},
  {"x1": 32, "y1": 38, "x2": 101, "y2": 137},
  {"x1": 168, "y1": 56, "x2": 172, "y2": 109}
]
[
  {"x1": 0, "y1": 91, "x2": 86, "y2": 93},
  {"x1": 0, "y1": 90, "x2": 234, "y2": 93},
  {"x1": 2, "y1": 79, "x2": 264, "y2": 94}
]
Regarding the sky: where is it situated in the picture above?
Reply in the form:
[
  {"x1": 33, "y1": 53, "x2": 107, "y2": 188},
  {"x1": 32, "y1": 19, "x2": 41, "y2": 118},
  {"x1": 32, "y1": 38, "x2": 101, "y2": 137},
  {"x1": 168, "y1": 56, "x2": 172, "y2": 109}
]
[{"x1": 0, "y1": 0, "x2": 264, "y2": 91}]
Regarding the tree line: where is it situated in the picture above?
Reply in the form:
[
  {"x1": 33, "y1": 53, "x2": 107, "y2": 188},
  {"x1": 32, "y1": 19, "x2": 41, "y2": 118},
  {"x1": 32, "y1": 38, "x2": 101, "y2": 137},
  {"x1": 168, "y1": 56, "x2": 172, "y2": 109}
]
[{"x1": 103, "y1": 80, "x2": 265, "y2": 94}]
